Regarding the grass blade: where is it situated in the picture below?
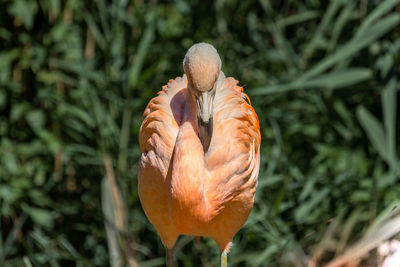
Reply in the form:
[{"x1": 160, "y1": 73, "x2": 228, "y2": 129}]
[
  {"x1": 300, "y1": 14, "x2": 400, "y2": 81},
  {"x1": 357, "y1": 106, "x2": 387, "y2": 161},
  {"x1": 102, "y1": 176, "x2": 123, "y2": 267},
  {"x1": 356, "y1": 0, "x2": 400, "y2": 39},
  {"x1": 382, "y1": 78, "x2": 398, "y2": 169},
  {"x1": 252, "y1": 68, "x2": 371, "y2": 95},
  {"x1": 128, "y1": 11, "x2": 156, "y2": 91},
  {"x1": 326, "y1": 202, "x2": 400, "y2": 267},
  {"x1": 0, "y1": 213, "x2": 28, "y2": 261},
  {"x1": 303, "y1": 0, "x2": 344, "y2": 61}
]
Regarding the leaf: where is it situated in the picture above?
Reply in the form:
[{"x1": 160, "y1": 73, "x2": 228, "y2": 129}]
[
  {"x1": 303, "y1": 0, "x2": 344, "y2": 61},
  {"x1": 252, "y1": 68, "x2": 372, "y2": 95},
  {"x1": 23, "y1": 256, "x2": 34, "y2": 267},
  {"x1": 49, "y1": 59, "x2": 105, "y2": 84},
  {"x1": 84, "y1": 13, "x2": 106, "y2": 51},
  {"x1": 0, "y1": 90, "x2": 5, "y2": 109},
  {"x1": 356, "y1": 0, "x2": 400, "y2": 39},
  {"x1": 58, "y1": 236, "x2": 81, "y2": 259},
  {"x1": 300, "y1": 14, "x2": 400, "y2": 81},
  {"x1": 0, "y1": 213, "x2": 28, "y2": 261},
  {"x1": 10, "y1": 102, "x2": 31, "y2": 122},
  {"x1": 382, "y1": 78, "x2": 398, "y2": 168},
  {"x1": 22, "y1": 205, "x2": 56, "y2": 229},
  {"x1": 328, "y1": 1, "x2": 355, "y2": 51},
  {"x1": 276, "y1": 10, "x2": 320, "y2": 28},
  {"x1": 37, "y1": 130, "x2": 61, "y2": 154},
  {"x1": 37, "y1": 70, "x2": 74, "y2": 85},
  {"x1": 326, "y1": 202, "x2": 400, "y2": 267},
  {"x1": 376, "y1": 52, "x2": 394, "y2": 78},
  {"x1": 303, "y1": 68, "x2": 372, "y2": 89},
  {"x1": 102, "y1": 176, "x2": 123, "y2": 267},
  {"x1": 295, "y1": 188, "x2": 330, "y2": 223},
  {"x1": 357, "y1": 106, "x2": 387, "y2": 160},
  {"x1": 336, "y1": 209, "x2": 363, "y2": 255},
  {"x1": 49, "y1": 0, "x2": 61, "y2": 18},
  {"x1": 59, "y1": 104, "x2": 95, "y2": 128},
  {"x1": 128, "y1": 11, "x2": 156, "y2": 91},
  {"x1": 7, "y1": 0, "x2": 38, "y2": 30},
  {"x1": 25, "y1": 110, "x2": 45, "y2": 131}
]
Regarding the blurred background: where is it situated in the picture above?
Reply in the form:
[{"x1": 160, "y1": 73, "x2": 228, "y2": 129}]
[{"x1": 1, "y1": 0, "x2": 400, "y2": 266}]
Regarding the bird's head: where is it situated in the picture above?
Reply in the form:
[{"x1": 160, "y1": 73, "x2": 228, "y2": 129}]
[{"x1": 183, "y1": 43, "x2": 221, "y2": 152}]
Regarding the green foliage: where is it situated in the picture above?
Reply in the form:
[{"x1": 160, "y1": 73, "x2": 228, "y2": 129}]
[{"x1": 0, "y1": 0, "x2": 399, "y2": 266}]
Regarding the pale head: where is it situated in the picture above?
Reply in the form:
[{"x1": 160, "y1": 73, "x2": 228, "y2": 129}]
[
  {"x1": 183, "y1": 43, "x2": 221, "y2": 92},
  {"x1": 183, "y1": 42, "x2": 222, "y2": 153}
]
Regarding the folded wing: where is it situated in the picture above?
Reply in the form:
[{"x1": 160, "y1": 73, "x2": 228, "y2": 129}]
[{"x1": 205, "y1": 77, "x2": 261, "y2": 214}]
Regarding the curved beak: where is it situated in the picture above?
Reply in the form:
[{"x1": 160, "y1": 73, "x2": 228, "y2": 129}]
[{"x1": 195, "y1": 90, "x2": 215, "y2": 153}]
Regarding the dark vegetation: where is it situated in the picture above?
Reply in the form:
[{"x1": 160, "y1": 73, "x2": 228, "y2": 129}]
[{"x1": 0, "y1": 0, "x2": 399, "y2": 266}]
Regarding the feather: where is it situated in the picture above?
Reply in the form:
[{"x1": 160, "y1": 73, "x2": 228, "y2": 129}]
[{"x1": 138, "y1": 73, "x2": 260, "y2": 252}]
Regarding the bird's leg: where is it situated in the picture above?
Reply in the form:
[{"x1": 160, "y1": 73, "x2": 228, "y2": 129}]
[
  {"x1": 166, "y1": 247, "x2": 175, "y2": 267},
  {"x1": 220, "y1": 250, "x2": 228, "y2": 267}
]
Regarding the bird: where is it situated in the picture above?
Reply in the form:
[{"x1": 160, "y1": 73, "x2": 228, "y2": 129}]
[{"x1": 138, "y1": 42, "x2": 261, "y2": 267}]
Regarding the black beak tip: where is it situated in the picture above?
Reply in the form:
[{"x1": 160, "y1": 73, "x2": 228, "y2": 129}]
[{"x1": 198, "y1": 117, "x2": 213, "y2": 153}]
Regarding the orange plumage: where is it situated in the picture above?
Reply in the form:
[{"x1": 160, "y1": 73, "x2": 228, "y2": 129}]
[{"x1": 138, "y1": 43, "x2": 260, "y2": 265}]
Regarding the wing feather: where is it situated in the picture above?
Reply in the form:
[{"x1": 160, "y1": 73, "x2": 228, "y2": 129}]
[
  {"x1": 138, "y1": 76, "x2": 187, "y2": 246},
  {"x1": 206, "y1": 77, "x2": 261, "y2": 212},
  {"x1": 139, "y1": 76, "x2": 187, "y2": 162}
]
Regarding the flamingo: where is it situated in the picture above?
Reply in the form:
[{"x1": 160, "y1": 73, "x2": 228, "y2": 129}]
[{"x1": 138, "y1": 43, "x2": 261, "y2": 267}]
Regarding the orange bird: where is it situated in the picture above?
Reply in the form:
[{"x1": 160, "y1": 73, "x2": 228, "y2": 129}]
[{"x1": 138, "y1": 43, "x2": 261, "y2": 267}]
